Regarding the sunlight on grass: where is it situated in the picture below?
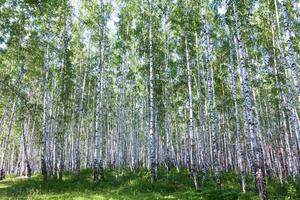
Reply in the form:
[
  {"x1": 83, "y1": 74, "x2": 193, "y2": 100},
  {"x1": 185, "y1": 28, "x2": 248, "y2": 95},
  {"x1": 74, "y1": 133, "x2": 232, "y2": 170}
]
[
  {"x1": 0, "y1": 169, "x2": 299, "y2": 200},
  {"x1": 0, "y1": 184, "x2": 9, "y2": 189}
]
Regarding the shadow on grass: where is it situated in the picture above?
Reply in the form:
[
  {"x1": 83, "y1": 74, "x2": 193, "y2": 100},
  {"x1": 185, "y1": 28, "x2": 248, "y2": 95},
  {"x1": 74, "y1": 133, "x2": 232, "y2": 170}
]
[{"x1": 0, "y1": 168, "x2": 299, "y2": 200}]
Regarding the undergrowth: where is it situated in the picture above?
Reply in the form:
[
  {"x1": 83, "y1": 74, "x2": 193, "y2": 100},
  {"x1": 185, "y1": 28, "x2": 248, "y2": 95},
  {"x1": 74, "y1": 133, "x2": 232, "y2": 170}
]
[{"x1": 0, "y1": 168, "x2": 299, "y2": 199}]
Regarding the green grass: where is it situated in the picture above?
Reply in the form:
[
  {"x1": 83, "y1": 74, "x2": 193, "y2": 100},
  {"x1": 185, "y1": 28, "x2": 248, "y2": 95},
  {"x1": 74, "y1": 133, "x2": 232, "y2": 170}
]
[{"x1": 0, "y1": 168, "x2": 299, "y2": 199}]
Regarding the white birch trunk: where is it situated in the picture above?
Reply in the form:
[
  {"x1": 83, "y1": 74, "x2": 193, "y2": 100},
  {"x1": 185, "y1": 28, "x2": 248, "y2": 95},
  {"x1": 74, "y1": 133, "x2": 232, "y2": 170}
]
[
  {"x1": 233, "y1": 3, "x2": 267, "y2": 199},
  {"x1": 75, "y1": 58, "x2": 87, "y2": 177},
  {"x1": 149, "y1": 0, "x2": 157, "y2": 183},
  {"x1": 0, "y1": 101, "x2": 16, "y2": 180}
]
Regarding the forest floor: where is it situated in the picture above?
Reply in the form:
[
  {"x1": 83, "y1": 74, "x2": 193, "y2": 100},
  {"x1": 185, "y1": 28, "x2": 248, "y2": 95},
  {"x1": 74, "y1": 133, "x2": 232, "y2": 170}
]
[{"x1": 0, "y1": 168, "x2": 299, "y2": 200}]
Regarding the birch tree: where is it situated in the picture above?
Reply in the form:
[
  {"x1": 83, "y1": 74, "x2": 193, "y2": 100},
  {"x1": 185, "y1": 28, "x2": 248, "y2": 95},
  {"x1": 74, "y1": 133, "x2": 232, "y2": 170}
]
[
  {"x1": 148, "y1": 0, "x2": 157, "y2": 183},
  {"x1": 232, "y1": 2, "x2": 268, "y2": 199}
]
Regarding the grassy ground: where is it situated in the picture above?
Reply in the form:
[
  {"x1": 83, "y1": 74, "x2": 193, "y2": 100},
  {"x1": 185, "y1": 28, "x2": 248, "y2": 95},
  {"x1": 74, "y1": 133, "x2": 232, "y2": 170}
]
[{"x1": 0, "y1": 168, "x2": 299, "y2": 200}]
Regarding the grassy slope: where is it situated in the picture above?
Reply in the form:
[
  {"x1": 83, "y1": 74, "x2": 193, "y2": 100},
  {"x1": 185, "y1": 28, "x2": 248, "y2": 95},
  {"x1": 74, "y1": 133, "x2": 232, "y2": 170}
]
[{"x1": 0, "y1": 168, "x2": 299, "y2": 200}]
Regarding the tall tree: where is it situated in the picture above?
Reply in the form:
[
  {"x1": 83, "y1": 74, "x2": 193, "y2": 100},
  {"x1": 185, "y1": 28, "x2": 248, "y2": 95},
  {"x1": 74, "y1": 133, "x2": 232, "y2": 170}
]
[
  {"x1": 184, "y1": 0, "x2": 199, "y2": 190},
  {"x1": 148, "y1": 0, "x2": 157, "y2": 183},
  {"x1": 232, "y1": 2, "x2": 268, "y2": 199}
]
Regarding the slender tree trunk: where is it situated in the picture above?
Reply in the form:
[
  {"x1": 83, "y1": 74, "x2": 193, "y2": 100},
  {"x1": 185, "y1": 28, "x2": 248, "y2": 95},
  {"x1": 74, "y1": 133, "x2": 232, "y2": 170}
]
[
  {"x1": 162, "y1": 13, "x2": 172, "y2": 173},
  {"x1": 94, "y1": 0, "x2": 104, "y2": 184},
  {"x1": 274, "y1": 0, "x2": 299, "y2": 178},
  {"x1": 203, "y1": 13, "x2": 220, "y2": 191},
  {"x1": 280, "y1": 1, "x2": 300, "y2": 100},
  {"x1": 149, "y1": 0, "x2": 157, "y2": 183},
  {"x1": 85, "y1": 80, "x2": 91, "y2": 168},
  {"x1": 175, "y1": 117, "x2": 181, "y2": 170},
  {"x1": 229, "y1": 42, "x2": 246, "y2": 192},
  {"x1": 0, "y1": 101, "x2": 16, "y2": 180},
  {"x1": 184, "y1": 0, "x2": 199, "y2": 190},
  {"x1": 75, "y1": 57, "x2": 87, "y2": 177},
  {"x1": 41, "y1": 33, "x2": 50, "y2": 182},
  {"x1": 59, "y1": 11, "x2": 70, "y2": 180},
  {"x1": 232, "y1": 3, "x2": 268, "y2": 199},
  {"x1": 195, "y1": 33, "x2": 206, "y2": 181},
  {"x1": 22, "y1": 111, "x2": 31, "y2": 178}
]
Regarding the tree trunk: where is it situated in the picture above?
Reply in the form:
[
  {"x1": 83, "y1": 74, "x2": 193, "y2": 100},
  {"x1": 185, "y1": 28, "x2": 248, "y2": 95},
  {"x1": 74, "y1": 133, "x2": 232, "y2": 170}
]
[
  {"x1": 149, "y1": 0, "x2": 157, "y2": 183},
  {"x1": 41, "y1": 33, "x2": 50, "y2": 182},
  {"x1": 0, "y1": 101, "x2": 16, "y2": 180},
  {"x1": 22, "y1": 112, "x2": 31, "y2": 178},
  {"x1": 204, "y1": 14, "x2": 220, "y2": 191},
  {"x1": 184, "y1": 0, "x2": 199, "y2": 190},
  {"x1": 195, "y1": 33, "x2": 206, "y2": 181},
  {"x1": 232, "y1": 3, "x2": 268, "y2": 199},
  {"x1": 280, "y1": 1, "x2": 300, "y2": 100},
  {"x1": 94, "y1": 0, "x2": 104, "y2": 184},
  {"x1": 229, "y1": 41, "x2": 246, "y2": 192},
  {"x1": 75, "y1": 57, "x2": 87, "y2": 177}
]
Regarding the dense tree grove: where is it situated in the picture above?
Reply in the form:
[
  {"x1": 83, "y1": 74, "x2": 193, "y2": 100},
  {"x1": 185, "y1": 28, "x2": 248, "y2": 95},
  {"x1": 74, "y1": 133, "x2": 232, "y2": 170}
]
[{"x1": 0, "y1": 0, "x2": 299, "y2": 199}]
